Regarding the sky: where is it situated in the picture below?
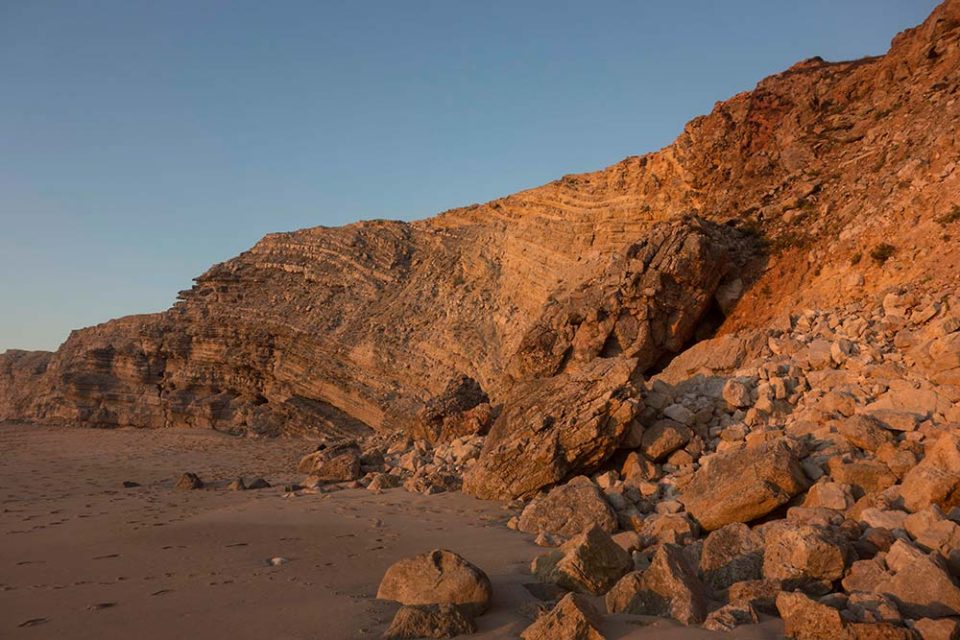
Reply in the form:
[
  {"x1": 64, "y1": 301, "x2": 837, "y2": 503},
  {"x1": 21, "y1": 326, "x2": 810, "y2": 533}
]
[{"x1": 0, "y1": 0, "x2": 940, "y2": 352}]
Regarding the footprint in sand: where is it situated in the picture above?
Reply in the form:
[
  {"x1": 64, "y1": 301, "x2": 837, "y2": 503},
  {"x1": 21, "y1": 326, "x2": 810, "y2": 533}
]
[
  {"x1": 18, "y1": 618, "x2": 48, "y2": 627},
  {"x1": 88, "y1": 602, "x2": 117, "y2": 611}
]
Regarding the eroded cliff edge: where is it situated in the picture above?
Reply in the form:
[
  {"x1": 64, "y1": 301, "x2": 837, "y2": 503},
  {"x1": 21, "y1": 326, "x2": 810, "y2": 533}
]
[{"x1": 1, "y1": 0, "x2": 958, "y2": 440}]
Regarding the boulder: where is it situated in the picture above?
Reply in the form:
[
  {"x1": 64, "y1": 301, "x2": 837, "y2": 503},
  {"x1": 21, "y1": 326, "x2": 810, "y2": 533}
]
[
  {"x1": 297, "y1": 441, "x2": 362, "y2": 482},
  {"x1": 838, "y1": 415, "x2": 895, "y2": 453},
  {"x1": 463, "y1": 358, "x2": 641, "y2": 500},
  {"x1": 517, "y1": 477, "x2": 618, "y2": 538},
  {"x1": 640, "y1": 420, "x2": 692, "y2": 461},
  {"x1": 703, "y1": 603, "x2": 759, "y2": 632},
  {"x1": 382, "y1": 604, "x2": 477, "y2": 639},
  {"x1": 804, "y1": 482, "x2": 855, "y2": 511},
  {"x1": 901, "y1": 433, "x2": 960, "y2": 513},
  {"x1": 913, "y1": 618, "x2": 960, "y2": 640},
  {"x1": 722, "y1": 378, "x2": 753, "y2": 409},
  {"x1": 377, "y1": 549, "x2": 492, "y2": 616},
  {"x1": 763, "y1": 523, "x2": 850, "y2": 588},
  {"x1": 520, "y1": 593, "x2": 605, "y2": 640},
  {"x1": 776, "y1": 591, "x2": 845, "y2": 640},
  {"x1": 531, "y1": 526, "x2": 632, "y2": 595},
  {"x1": 875, "y1": 541, "x2": 960, "y2": 618},
  {"x1": 728, "y1": 578, "x2": 782, "y2": 615},
  {"x1": 681, "y1": 438, "x2": 809, "y2": 531},
  {"x1": 828, "y1": 458, "x2": 897, "y2": 495},
  {"x1": 605, "y1": 544, "x2": 707, "y2": 625},
  {"x1": 699, "y1": 523, "x2": 764, "y2": 594}
]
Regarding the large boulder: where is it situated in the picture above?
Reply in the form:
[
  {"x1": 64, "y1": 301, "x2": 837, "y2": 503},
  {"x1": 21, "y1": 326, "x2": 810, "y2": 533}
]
[
  {"x1": 531, "y1": 526, "x2": 632, "y2": 595},
  {"x1": 520, "y1": 593, "x2": 605, "y2": 640},
  {"x1": 376, "y1": 549, "x2": 492, "y2": 616},
  {"x1": 463, "y1": 358, "x2": 641, "y2": 500},
  {"x1": 680, "y1": 438, "x2": 809, "y2": 531},
  {"x1": 605, "y1": 544, "x2": 707, "y2": 625},
  {"x1": 518, "y1": 477, "x2": 618, "y2": 538}
]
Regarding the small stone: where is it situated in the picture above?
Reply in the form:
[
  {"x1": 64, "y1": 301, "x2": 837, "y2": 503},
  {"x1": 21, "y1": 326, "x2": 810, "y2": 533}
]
[
  {"x1": 268, "y1": 556, "x2": 288, "y2": 566},
  {"x1": 227, "y1": 477, "x2": 247, "y2": 491},
  {"x1": 175, "y1": 472, "x2": 204, "y2": 490},
  {"x1": 640, "y1": 420, "x2": 692, "y2": 461},
  {"x1": 722, "y1": 379, "x2": 753, "y2": 409}
]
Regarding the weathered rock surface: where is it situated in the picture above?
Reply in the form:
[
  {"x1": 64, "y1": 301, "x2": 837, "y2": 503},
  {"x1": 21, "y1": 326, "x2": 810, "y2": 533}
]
[
  {"x1": 681, "y1": 439, "x2": 809, "y2": 531},
  {"x1": 376, "y1": 550, "x2": 492, "y2": 616},
  {"x1": 297, "y1": 441, "x2": 362, "y2": 482},
  {"x1": 175, "y1": 472, "x2": 204, "y2": 490},
  {"x1": 517, "y1": 477, "x2": 618, "y2": 538},
  {"x1": 382, "y1": 604, "x2": 477, "y2": 640},
  {"x1": 408, "y1": 375, "x2": 493, "y2": 445},
  {"x1": 605, "y1": 544, "x2": 707, "y2": 625},
  {"x1": 463, "y1": 358, "x2": 641, "y2": 499},
  {"x1": 531, "y1": 526, "x2": 632, "y2": 595},
  {"x1": 520, "y1": 593, "x2": 605, "y2": 640}
]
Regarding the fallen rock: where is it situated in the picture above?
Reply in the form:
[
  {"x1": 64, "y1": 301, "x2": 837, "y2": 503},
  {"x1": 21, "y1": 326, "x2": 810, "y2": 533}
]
[
  {"x1": 297, "y1": 441, "x2": 362, "y2": 482},
  {"x1": 640, "y1": 420, "x2": 692, "y2": 461},
  {"x1": 728, "y1": 578, "x2": 782, "y2": 615},
  {"x1": 520, "y1": 593, "x2": 605, "y2": 640},
  {"x1": 532, "y1": 526, "x2": 632, "y2": 595},
  {"x1": 464, "y1": 358, "x2": 640, "y2": 500},
  {"x1": 517, "y1": 476, "x2": 618, "y2": 538},
  {"x1": 383, "y1": 604, "x2": 477, "y2": 640},
  {"x1": 703, "y1": 602, "x2": 759, "y2": 632},
  {"x1": 681, "y1": 438, "x2": 809, "y2": 531},
  {"x1": 722, "y1": 378, "x2": 753, "y2": 409},
  {"x1": 246, "y1": 477, "x2": 270, "y2": 490},
  {"x1": 875, "y1": 541, "x2": 960, "y2": 618},
  {"x1": 838, "y1": 415, "x2": 895, "y2": 453},
  {"x1": 900, "y1": 432, "x2": 960, "y2": 513},
  {"x1": 175, "y1": 472, "x2": 204, "y2": 490},
  {"x1": 605, "y1": 544, "x2": 707, "y2": 625},
  {"x1": 913, "y1": 617, "x2": 960, "y2": 640},
  {"x1": 763, "y1": 523, "x2": 850, "y2": 589},
  {"x1": 377, "y1": 549, "x2": 492, "y2": 616},
  {"x1": 408, "y1": 375, "x2": 493, "y2": 445},
  {"x1": 776, "y1": 591, "x2": 845, "y2": 640},
  {"x1": 699, "y1": 523, "x2": 764, "y2": 594}
]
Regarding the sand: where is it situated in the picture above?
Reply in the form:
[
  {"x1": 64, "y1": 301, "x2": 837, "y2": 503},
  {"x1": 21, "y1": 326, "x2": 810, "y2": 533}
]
[{"x1": 0, "y1": 423, "x2": 783, "y2": 639}]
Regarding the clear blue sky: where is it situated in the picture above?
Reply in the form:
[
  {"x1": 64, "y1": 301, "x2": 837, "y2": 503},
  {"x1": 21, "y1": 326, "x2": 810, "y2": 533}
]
[{"x1": 0, "y1": 1, "x2": 939, "y2": 352}]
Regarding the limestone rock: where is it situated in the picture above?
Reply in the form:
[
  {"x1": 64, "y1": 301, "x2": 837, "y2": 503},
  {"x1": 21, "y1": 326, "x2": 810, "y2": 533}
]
[
  {"x1": 703, "y1": 602, "x2": 759, "y2": 632},
  {"x1": 875, "y1": 541, "x2": 960, "y2": 618},
  {"x1": 901, "y1": 433, "x2": 960, "y2": 513},
  {"x1": 377, "y1": 549, "x2": 492, "y2": 616},
  {"x1": 520, "y1": 593, "x2": 605, "y2": 640},
  {"x1": 776, "y1": 591, "x2": 845, "y2": 640},
  {"x1": 297, "y1": 442, "x2": 362, "y2": 482},
  {"x1": 722, "y1": 378, "x2": 753, "y2": 409},
  {"x1": 763, "y1": 523, "x2": 850, "y2": 588},
  {"x1": 382, "y1": 604, "x2": 477, "y2": 640},
  {"x1": 681, "y1": 439, "x2": 809, "y2": 531},
  {"x1": 532, "y1": 526, "x2": 632, "y2": 595},
  {"x1": 517, "y1": 477, "x2": 618, "y2": 538},
  {"x1": 699, "y1": 522, "x2": 764, "y2": 594},
  {"x1": 464, "y1": 358, "x2": 640, "y2": 500},
  {"x1": 640, "y1": 420, "x2": 692, "y2": 461},
  {"x1": 408, "y1": 375, "x2": 493, "y2": 444},
  {"x1": 605, "y1": 544, "x2": 707, "y2": 625},
  {"x1": 913, "y1": 618, "x2": 960, "y2": 640}
]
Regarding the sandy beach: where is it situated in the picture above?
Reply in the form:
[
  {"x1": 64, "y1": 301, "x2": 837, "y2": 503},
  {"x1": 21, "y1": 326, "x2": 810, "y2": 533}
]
[{"x1": 0, "y1": 423, "x2": 783, "y2": 639}]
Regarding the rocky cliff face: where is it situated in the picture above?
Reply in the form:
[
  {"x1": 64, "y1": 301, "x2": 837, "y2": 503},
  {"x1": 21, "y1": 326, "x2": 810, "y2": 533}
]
[{"x1": 1, "y1": 1, "x2": 958, "y2": 446}]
